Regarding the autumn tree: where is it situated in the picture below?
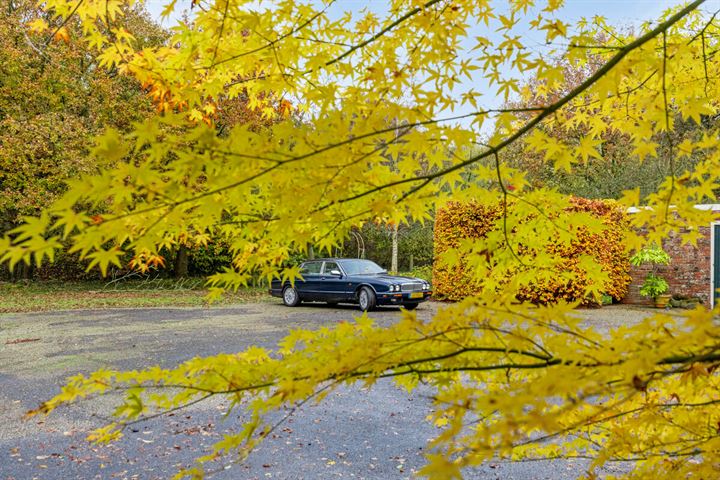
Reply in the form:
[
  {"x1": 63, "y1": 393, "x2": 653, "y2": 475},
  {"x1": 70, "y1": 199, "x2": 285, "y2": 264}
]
[
  {"x1": 0, "y1": 0, "x2": 286, "y2": 279},
  {"x1": 499, "y1": 39, "x2": 717, "y2": 200},
  {"x1": 0, "y1": 0, "x2": 165, "y2": 278},
  {"x1": 5, "y1": 1, "x2": 720, "y2": 479}
]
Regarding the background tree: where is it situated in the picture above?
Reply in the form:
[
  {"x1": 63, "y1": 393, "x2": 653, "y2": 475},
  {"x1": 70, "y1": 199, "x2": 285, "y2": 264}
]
[
  {"x1": 0, "y1": 0, "x2": 164, "y2": 279},
  {"x1": 0, "y1": 0, "x2": 288, "y2": 280},
  {"x1": 499, "y1": 39, "x2": 716, "y2": 200},
  {"x1": 5, "y1": 1, "x2": 720, "y2": 479},
  {"x1": 343, "y1": 220, "x2": 434, "y2": 272}
]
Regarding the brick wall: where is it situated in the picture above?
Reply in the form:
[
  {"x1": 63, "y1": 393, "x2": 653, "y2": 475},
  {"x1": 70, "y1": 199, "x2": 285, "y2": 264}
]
[{"x1": 621, "y1": 226, "x2": 712, "y2": 307}]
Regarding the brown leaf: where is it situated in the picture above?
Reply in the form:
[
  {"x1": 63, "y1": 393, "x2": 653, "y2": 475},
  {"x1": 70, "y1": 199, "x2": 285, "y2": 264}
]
[{"x1": 5, "y1": 338, "x2": 40, "y2": 345}]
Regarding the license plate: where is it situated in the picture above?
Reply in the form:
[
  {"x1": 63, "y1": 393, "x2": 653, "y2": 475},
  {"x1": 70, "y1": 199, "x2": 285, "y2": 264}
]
[{"x1": 410, "y1": 292, "x2": 423, "y2": 299}]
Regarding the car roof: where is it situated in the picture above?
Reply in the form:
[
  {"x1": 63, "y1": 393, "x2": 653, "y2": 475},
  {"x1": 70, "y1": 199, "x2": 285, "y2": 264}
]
[{"x1": 302, "y1": 258, "x2": 360, "y2": 262}]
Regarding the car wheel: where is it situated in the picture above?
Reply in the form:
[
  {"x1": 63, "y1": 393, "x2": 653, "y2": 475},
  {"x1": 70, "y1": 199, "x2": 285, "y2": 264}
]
[
  {"x1": 282, "y1": 286, "x2": 301, "y2": 307},
  {"x1": 358, "y1": 287, "x2": 376, "y2": 312},
  {"x1": 403, "y1": 303, "x2": 419, "y2": 311}
]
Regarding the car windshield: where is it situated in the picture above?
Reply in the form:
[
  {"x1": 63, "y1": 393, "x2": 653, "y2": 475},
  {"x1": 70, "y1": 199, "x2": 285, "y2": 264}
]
[{"x1": 338, "y1": 259, "x2": 386, "y2": 275}]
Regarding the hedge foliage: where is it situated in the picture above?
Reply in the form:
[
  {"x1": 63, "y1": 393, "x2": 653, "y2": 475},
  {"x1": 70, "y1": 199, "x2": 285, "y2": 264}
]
[{"x1": 433, "y1": 197, "x2": 631, "y2": 305}]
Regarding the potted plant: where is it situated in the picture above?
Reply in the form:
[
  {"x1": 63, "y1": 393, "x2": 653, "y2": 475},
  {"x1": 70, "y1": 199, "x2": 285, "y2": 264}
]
[
  {"x1": 630, "y1": 245, "x2": 671, "y2": 308},
  {"x1": 638, "y1": 273, "x2": 670, "y2": 307}
]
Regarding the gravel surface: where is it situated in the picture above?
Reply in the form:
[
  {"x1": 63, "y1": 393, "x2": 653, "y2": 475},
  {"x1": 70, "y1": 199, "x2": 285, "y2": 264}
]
[{"x1": 0, "y1": 302, "x2": 657, "y2": 480}]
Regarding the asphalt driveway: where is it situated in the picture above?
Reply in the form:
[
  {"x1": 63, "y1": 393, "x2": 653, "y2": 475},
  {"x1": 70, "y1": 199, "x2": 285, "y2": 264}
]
[{"x1": 0, "y1": 302, "x2": 651, "y2": 480}]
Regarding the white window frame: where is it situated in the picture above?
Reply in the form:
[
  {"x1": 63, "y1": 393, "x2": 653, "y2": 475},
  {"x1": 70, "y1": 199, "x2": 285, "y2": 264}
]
[{"x1": 712, "y1": 222, "x2": 720, "y2": 308}]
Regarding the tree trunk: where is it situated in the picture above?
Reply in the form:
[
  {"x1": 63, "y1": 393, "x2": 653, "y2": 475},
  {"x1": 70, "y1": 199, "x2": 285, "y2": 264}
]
[
  {"x1": 11, "y1": 262, "x2": 33, "y2": 282},
  {"x1": 174, "y1": 245, "x2": 189, "y2": 278},
  {"x1": 308, "y1": 244, "x2": 315, "y2": 260},
  {"x1": 391, "y1": 223, "x2": 398, "y2": 273}
]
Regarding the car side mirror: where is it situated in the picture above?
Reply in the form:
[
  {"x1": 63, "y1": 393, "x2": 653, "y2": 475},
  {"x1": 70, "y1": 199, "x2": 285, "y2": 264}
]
[{"x1": 329, "y1": 269, "x2": 343, "y2": 277}]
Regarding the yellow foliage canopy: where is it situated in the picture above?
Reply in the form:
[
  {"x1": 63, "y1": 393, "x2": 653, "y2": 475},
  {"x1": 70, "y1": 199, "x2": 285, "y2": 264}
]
[{"x1": 5, "y1": 0, "x2": 720, "y2": 478}]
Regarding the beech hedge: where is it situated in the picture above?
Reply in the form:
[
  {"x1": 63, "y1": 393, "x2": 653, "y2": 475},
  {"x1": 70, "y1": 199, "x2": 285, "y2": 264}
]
[{"x1": 432, "y1": 197, "x2": 631, "y2": 305}]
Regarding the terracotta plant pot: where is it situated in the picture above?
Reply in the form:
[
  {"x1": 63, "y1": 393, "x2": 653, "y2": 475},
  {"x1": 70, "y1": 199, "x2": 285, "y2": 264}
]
[{"x1": 654, "y1": 294, "x2": 672, "y2": 308}]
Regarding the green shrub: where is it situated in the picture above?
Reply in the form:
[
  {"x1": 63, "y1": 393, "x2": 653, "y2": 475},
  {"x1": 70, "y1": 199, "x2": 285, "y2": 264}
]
[
  {"x1": 631, "y1": 245, "x2": 671, "y2": 299},
  {"x1": 630, "y1": 245, "x2": 671, "y2": 267},
  {"x1": 399, "y1": 265, "x2": 433, "y2": 283},
  {"x1": 639, "y1": 273, "x2": 669, "y2": 298},
  {"x1": 188, "y1": 242, "x2": 234, "y2": 276}
]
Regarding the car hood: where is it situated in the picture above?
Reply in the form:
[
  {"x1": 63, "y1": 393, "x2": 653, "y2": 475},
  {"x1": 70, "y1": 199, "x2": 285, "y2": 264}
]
[{"x1": 350, "y1": 274, "x2": 426, "y2": 284}]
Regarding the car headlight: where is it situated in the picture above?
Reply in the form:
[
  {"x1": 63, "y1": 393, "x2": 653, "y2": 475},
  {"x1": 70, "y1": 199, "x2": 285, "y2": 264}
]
[
  {"x1": 423, "y1": 283, "x2": 430, "y2": 290},
  {"x1": 390, "y1": 284, "x2": 400, "y2": 292}
]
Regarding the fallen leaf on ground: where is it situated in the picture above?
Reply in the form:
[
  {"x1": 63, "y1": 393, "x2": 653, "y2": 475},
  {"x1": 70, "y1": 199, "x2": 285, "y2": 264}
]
[{"x1": 5, "y1": 338, "x2": 40, "y2": 345}]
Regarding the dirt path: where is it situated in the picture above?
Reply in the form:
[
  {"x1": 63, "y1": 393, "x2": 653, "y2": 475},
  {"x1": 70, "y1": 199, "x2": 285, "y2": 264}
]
[{"x1": 0, "y1": 303, "x2": 654, "y2": 480}]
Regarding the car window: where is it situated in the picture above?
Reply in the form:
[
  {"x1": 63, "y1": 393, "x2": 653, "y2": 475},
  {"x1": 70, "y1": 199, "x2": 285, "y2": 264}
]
[
  {"x1": 299, "y1": 262, "x2": 322, "y2": 275},
  {"x1": 322, "y1": 262, "x2": 339, "y2": 274},
  {"x1": 338, "y1": 259, "x2": 385, "y2": 275}
]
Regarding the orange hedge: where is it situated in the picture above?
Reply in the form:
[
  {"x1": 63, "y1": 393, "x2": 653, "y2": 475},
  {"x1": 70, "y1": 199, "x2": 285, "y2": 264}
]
[{"x1": 432, "y1": 197, "x2": 631, "y2": 305}]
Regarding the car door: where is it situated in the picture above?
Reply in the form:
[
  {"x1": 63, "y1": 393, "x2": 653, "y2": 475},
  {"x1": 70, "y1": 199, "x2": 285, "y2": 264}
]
[
  {"x1": 319, "y1": 261, "x2": 350, "y2": 302},
  {"x1": 296, "y1": 261, "x2": 322, "y2": 301}
]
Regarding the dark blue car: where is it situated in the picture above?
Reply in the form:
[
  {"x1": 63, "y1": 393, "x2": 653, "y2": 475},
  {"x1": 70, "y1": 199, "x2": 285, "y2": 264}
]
[{"x1": 270, "y1": 258, "x2": 432, "y2": 311}]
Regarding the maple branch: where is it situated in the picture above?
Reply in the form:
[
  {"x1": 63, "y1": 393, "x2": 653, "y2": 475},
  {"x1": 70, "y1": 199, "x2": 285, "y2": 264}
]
[
  {"x1": 89, "y1": 106, "x2": 545, "y2": 226},
  {"x1": 329, "y1": 0, "x2": 707, "y2": 206},
  {"x1": 322, "y1": 0, "x2": 445, "y2": 69},
  {"x1": 119, "y1": 393, "x2": 214, "y2": 427},
  {"x1": 209, "y1": 0, "x2": 230, "y2": 67},
  {"x1": 507, "y1": 397, "x2": 720, "y2": 461},
  {"x1": 493, "y1": 150, "x2": 526, "y2": 267},
  {"x1": 212, "y1": 2, "x2": 333, "y2": 69},
  {"x1": 44, "y1": 0, "x2": 84, "y2": 47},
  {"x1": 508, "y1": 448, "x2": 710, "y2": 463},
  {"x1": 100, "y1": 345, "x2": 720, "y2": 399},
  {"x1": 21, "y1": 28, "x2": 50, "y2": 60},
  {"x1": 661, "y1": 30, "x2": 677, "y2": 221}
]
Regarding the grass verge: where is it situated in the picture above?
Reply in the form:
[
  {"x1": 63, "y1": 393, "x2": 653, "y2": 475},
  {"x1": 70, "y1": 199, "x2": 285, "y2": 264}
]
[{"x1": 0, "y1": 278, "x2": 270, "y2": 313}]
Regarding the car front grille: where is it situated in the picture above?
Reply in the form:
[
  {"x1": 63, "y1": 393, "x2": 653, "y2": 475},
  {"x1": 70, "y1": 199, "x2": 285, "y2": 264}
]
[{"x1": 401, "y1": 282, "x2": 424, "y2": 292}]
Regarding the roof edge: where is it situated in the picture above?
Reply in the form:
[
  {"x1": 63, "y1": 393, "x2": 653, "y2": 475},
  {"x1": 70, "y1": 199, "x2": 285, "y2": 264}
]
[{"x1": 627, "y1": 204, "x2": 720, "y2": 213}]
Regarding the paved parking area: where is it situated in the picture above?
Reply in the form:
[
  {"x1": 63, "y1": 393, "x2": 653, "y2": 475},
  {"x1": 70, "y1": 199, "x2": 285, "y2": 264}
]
[{"x1": 0, "y1": 302, "x2": 653, "y2": 479}]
